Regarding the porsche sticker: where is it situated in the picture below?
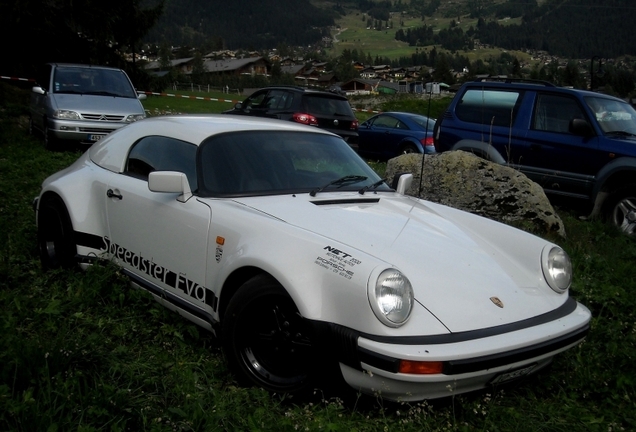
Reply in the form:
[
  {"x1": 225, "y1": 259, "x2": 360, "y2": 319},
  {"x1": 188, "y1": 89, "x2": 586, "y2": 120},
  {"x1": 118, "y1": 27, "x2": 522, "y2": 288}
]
[{"x1": 314, "y1": 245, "x2": 361, "y2": 280}]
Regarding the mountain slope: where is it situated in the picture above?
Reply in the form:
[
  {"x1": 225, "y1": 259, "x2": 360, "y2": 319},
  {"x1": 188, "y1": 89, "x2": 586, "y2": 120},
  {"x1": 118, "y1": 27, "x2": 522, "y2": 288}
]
[{"x1": 145, "y1": 0, "x2": 337, "y2": 49}]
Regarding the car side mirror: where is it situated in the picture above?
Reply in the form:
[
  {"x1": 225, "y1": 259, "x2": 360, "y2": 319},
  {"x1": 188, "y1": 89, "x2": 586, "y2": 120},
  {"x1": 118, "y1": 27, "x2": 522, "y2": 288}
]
[
  {"x1": 32, "y1": 86, "x2": 46, "y2": 95},
  {"x1": 570, "y1": 118, "x2": 595, "y2": 137},
  {"x1": 392, "y1": 172, "x2": 413, "y2": 195},
  {"x1": 234, "y1": 102, "x2": 243, "y2": 110},
  {"x1": 148, "y1": 171, "x2": 193, "y2": 203},
  {"x1": 137, "y1": 92, "x2": 147, "y2": 100}
]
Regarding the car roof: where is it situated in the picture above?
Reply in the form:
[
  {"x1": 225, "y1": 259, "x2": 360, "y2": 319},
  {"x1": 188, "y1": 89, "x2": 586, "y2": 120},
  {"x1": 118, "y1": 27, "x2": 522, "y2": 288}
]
[
  {"x1": 89, "y1": 114, "x2": 337, "y2": 173},
  {"x1": 382, "y1": 111, "x2": 429, "y2": 119},
  {"x1": 254, "y1": 86, "x2": 348, "y2": 99},
  {"x1": 461, "y1": 80, "x2": 626, "y2": 102},
  {"x1": 48, "y1": 63, "x2": 123, "y2": 71}
]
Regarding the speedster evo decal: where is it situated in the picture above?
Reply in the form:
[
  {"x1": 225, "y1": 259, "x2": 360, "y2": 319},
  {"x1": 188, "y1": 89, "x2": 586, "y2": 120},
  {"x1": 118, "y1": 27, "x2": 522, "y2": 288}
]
[{"x1": 102, "y1": 236, "x2": 217, "y2": 308}]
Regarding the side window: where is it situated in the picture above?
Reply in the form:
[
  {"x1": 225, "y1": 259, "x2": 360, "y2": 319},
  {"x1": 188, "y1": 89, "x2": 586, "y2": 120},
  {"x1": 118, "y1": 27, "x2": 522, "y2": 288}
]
[
  {"x1": 455, "y1": 89, "x2": 521, "y2": 127},
  {"x1": 125, "y1": 136, "x2": 197, "y2": 190},
  {"x1": 373, "y1": 115, "x2": 399, "y2": 129},
  {"x1": 533, "y1": 94, "x2": 586, "y2": 134},
  {"x1": 243, "y1": 91, "x2": 268, "y2": 109}
]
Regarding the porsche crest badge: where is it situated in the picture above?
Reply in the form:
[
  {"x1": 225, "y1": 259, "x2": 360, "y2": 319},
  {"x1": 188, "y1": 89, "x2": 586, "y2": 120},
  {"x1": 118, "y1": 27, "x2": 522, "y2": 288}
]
[{"x1": 490, "y1": 296, "x2": 504, "y2": 308}]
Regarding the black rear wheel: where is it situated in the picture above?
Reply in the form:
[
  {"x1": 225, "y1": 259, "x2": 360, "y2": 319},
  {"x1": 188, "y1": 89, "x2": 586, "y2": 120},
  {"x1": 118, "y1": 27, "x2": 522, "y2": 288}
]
[
  {"x1": 222, "y1": 275, "x2": 318, "y2": 394},
  {"x1": 37, "y1": 195, "x2": 77, "y2": 269},
  {"x1": 604, "y1": 185, "x2": 636, "y2": 238},
  {"x1": 401, "y1": 143, "x2": 419, "y2": 154}
]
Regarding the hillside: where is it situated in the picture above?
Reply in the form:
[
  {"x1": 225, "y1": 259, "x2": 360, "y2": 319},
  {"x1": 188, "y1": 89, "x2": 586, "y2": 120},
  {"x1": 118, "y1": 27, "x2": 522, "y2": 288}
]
[
  {"x1": 145, "y1": 0, "x2": 337, "y2": 50},
  {"x1": 143, "y1": 0, "x2": 636, "y2": 61}
]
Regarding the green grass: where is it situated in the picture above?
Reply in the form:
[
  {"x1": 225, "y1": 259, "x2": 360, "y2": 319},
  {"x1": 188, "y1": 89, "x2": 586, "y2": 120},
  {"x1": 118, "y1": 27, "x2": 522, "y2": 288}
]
[
  {"x1": 1, "y1": 86, "x2": 636, "y2": 431},
  {"x1": 141, "y1": 90, "x2": 240, "y2": 116}
]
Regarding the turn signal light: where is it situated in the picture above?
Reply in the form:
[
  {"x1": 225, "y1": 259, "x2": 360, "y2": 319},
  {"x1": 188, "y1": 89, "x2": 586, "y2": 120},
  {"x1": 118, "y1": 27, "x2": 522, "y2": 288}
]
[{"x1": 398, "y1": 360, "x2": 444, "y2": 374}]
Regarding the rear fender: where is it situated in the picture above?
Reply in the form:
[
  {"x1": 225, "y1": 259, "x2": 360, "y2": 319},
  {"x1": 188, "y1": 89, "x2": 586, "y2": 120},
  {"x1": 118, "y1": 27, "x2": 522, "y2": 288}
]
[{"x1": 451, "y1": 139, "x2": 506, "y2": 164}]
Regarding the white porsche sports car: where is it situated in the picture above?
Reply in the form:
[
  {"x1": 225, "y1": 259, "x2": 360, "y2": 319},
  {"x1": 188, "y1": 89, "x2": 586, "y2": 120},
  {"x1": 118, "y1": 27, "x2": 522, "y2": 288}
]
[{"x1": 35, "y1": 115, "x2": 591, "y2": 402}]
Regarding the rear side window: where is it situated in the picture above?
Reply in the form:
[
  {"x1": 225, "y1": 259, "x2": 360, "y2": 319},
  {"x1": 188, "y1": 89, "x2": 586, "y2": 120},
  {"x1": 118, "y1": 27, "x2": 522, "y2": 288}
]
[
  {"x1": 265, "y1": 90, "x2": 295, "y2": 110},
  {"x1": 455, "y1": 89, "x2": 521, "y2": 127}
]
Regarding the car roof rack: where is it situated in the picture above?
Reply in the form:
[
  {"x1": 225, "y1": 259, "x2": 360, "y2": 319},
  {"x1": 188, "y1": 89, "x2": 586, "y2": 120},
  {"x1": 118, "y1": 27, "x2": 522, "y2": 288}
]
[
  {"x1": 264, "y1": 85, "x2": 307, "y2": 91},
  {"x1": 472, "y1": 77, "x2": 555, "y2": 87}
]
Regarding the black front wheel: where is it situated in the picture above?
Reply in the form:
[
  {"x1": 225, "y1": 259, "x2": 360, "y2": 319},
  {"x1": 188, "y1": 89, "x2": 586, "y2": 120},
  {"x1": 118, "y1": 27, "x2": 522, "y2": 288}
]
[{"x1": 222, "y1": 275, "x2": 318, "y2": 394}]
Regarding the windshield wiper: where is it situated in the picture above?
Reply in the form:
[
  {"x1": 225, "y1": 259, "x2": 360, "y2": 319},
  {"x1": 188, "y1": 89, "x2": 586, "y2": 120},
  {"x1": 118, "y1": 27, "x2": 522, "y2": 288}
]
[
  {"x1": 606, "y1": 130, "x2": 636, "y2": 137},
  {"x1": 359, "y1": 178, "x2": 387, "y2": 195},
  {"x1": 310, "y1": 175, "x2": 368, "y2": 197},
  {"x1": 84, "y1": 91, "x2": 123, "y2": 97}
]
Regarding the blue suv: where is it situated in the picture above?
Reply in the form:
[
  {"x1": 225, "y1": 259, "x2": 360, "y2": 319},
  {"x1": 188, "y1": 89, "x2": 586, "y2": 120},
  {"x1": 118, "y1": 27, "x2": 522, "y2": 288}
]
[{"x1": 434, "y1": 79, "x2": 636, "y2": 236}]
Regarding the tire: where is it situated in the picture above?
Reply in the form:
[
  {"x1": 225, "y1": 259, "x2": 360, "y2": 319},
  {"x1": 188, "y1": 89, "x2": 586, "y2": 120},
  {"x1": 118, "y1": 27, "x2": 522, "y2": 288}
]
[
  {"x1": 37, "y1": 195, "x2": 77, "y2": 269},
  {"x1": 401, "y1": 143, "x2": 419, "y2": 154},
  {"x1": 604, "y1": 185, "x2": 636, "y2": 238},
  {"x1": 42, "y1": 118, "x2": 60, "y2": 151},
  {"x1": 222, "y1": 275, "x2": 318, "y2": 394}
]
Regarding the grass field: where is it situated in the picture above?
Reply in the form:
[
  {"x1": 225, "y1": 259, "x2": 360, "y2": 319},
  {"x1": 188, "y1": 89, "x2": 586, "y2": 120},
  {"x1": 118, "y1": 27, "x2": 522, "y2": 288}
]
[
  {"x1": 1, "y1": 84, "x2": 635, "y2": 431},
  {"x1": 328, "y1": 5, "x2": 532, "y2": 65},
  {"x1": 141, "y1": 91, "x2": 239, "y2": 116}
]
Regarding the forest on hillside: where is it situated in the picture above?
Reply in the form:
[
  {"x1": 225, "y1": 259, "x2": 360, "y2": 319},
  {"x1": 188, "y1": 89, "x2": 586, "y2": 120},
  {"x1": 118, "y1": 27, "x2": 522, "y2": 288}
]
[
  {"x1": 393, "y1": 0, "x2": 636, "y2": 59},
  {"x1": 145, "y1": 0, "x2": 636, "y2": 59},
  {"x1": 145, "y1": 0, "x2": 337, "y2": 50}
]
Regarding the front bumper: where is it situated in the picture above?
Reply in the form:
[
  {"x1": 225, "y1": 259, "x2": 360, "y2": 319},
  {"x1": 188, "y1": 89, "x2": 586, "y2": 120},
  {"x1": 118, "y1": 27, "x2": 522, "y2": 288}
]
[
  {"x1": 312, "y1": 298, "x2": 591, "y2": 401},
  {"x1": 48, "y1": 118, "x2": 128, "y2": 144}
]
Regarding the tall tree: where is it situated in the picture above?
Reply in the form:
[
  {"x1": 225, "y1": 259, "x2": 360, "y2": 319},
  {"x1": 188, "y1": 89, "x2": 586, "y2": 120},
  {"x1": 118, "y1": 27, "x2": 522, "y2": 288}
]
[{"x1": 1, "y1": 0, "x2": 164, "y2": 77}]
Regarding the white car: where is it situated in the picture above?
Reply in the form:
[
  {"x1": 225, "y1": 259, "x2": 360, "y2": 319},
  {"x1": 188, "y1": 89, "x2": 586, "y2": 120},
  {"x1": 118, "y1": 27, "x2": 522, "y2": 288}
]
[{"x1": 34, "y1": 115, "x2": 591, "y2": 402}]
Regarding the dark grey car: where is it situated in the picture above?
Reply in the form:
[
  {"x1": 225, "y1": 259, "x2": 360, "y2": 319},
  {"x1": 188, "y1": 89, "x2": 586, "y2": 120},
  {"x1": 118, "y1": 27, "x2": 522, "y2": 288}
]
[{"x1": 224, "y1": 86, "x2": 359, "y2": 146}]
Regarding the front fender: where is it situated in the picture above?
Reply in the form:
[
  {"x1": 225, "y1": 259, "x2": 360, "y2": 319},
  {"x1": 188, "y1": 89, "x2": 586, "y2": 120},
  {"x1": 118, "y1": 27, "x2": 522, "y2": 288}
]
[{"x1": 206, "y1": 202, "x2": 446, "y2": 337}]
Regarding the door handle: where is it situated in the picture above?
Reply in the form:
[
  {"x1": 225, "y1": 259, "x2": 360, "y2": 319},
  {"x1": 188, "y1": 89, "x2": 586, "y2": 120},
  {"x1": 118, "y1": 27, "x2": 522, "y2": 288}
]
[{"x1": 107, "y1": 189, "x2": 123, "y2": 200}]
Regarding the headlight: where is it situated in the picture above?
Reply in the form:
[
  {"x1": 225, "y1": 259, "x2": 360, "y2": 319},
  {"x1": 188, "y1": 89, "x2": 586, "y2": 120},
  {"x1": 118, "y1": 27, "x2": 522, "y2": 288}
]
[
  {"x1": 125, "y1": 114, "x2": 146, "y2": 122},
  {"x1": 541, "y1": 246, "x2": 572, "y2": 293},
  {"x1": 53, "y1": 110, "x2": 80, "y2": 120},
  {"x1": 368, "y1": 269, "x2": 414, "y2": 327}
]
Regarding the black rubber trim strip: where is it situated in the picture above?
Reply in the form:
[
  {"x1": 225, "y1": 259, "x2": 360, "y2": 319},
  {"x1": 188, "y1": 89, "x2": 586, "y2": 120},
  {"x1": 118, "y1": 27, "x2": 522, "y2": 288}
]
[
  {"x1": 123, "y1": 269, "x2": 215, "y2": 323},
  {"x1": 74, "y1": 231, "x2": 107, "y2": 250},
  {"x1": 358, "y1": 323, "x2": 589, "y2": 375},
  {"x1": 311, "y1": 198, "x2": 380, "y2": 205},
  {"x1": 443, "y1": 323, "x2": 589, "y2": 374},
  {"x1": 358, "y1": 297, "x2": 580, "y2": 345}
]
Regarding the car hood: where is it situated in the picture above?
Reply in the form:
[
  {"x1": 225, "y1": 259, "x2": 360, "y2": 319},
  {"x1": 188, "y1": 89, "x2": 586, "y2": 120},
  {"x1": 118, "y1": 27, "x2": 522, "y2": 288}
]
[
  {"x1": 233, "y1": 192, "x2": 566, "y2": 333},
  {"x1": 51, "y1": 93, "x2": 143, "y2": 115}
]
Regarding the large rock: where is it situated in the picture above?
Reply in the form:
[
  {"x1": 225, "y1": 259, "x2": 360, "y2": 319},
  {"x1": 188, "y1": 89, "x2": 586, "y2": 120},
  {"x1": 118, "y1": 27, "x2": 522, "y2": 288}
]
[{"x1": 385, "y1": 151, "x2": 566, "y2": 237}]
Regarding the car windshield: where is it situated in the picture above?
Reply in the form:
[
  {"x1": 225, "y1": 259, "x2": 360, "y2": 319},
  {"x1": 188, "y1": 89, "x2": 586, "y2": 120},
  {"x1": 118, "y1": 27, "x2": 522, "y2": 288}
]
[
  {"x1": 585, "y1": 96, "x2": 636, "y2": 134},
  {"x1": 53, "y1": 67, "x2": 137, "y2": 98},
  {"x1": 198, "y1": 130, "x2": 389, "y2": 197}
]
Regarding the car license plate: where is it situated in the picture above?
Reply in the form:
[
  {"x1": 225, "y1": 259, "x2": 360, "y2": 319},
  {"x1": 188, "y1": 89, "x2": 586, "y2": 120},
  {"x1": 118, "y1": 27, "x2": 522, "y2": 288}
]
[
  {"x1": 490, "y1": 363, "x2": 537, "y2": 385},
  {"x1": 89, "y1": 134, "x2": 105, "y2": 142}
]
